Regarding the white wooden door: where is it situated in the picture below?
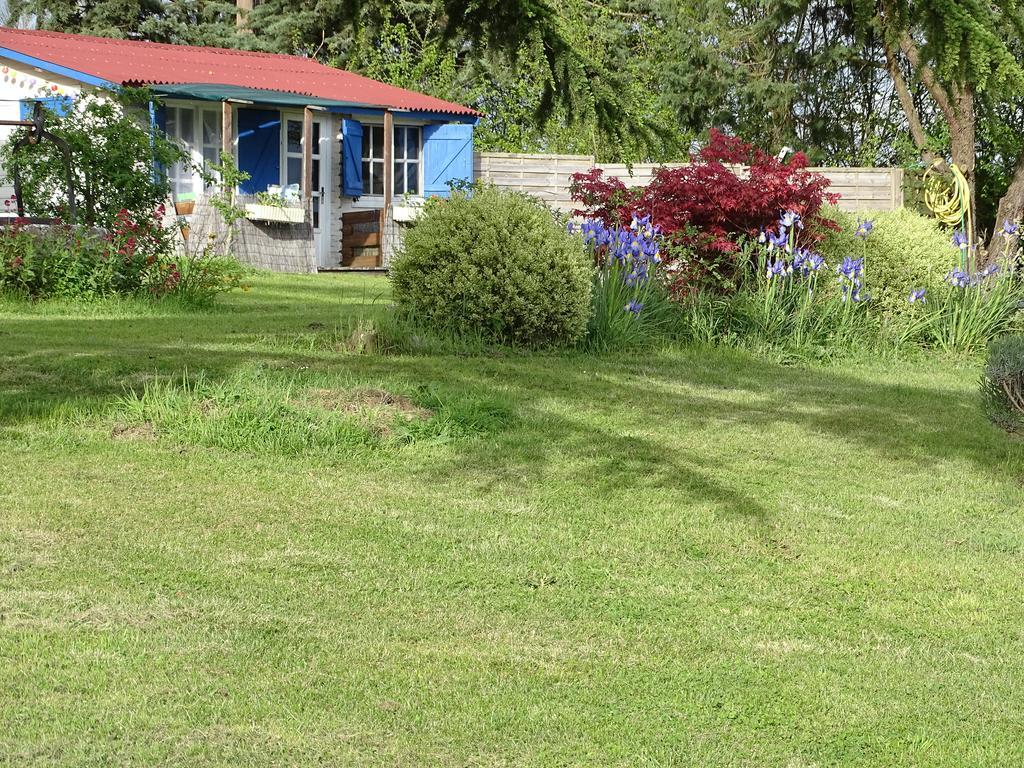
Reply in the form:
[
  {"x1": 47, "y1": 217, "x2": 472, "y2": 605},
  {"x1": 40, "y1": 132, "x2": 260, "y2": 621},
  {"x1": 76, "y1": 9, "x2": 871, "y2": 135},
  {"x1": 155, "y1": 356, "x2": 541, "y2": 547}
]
[{"x1": 283, "y1": 114, "x2": 333, "y2": 267}]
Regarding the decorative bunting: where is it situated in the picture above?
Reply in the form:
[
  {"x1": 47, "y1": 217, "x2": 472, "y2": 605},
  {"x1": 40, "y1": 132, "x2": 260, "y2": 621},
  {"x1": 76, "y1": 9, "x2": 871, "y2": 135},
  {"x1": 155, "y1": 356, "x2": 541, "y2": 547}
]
[{"x1": 0, "y1": 66, "x2": 68, "y2": 95}]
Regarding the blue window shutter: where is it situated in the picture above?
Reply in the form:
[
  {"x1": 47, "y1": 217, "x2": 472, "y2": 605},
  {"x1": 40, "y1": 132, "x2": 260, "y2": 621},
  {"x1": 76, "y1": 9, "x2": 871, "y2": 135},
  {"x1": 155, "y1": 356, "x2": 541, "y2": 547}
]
[
  {"x1": 236, "y1": 108, "x2": 281, "y2": 194},
  {"x1": 152, "y1": 102, "x2": 167, "y2": 134},
  {"x1": 422, "y1": 123, "x2": 473, "y2": 198},
  {"x1": 341, "y1": 119, "x2": 363, "y2": 197}
]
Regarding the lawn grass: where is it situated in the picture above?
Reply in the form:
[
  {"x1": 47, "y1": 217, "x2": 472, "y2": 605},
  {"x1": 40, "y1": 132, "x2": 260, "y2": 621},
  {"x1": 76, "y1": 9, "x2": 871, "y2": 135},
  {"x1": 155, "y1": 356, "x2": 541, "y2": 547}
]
[{"x1": 2, "y1": 272, "x2": 1023, "y2": 766}]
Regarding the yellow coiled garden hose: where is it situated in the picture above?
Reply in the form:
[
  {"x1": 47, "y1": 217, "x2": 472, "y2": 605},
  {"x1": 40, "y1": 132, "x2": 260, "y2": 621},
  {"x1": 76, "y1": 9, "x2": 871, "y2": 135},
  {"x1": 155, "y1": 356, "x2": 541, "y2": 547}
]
[{"x1": 923, "y1": 160, "x2": 972, "y2": 267}]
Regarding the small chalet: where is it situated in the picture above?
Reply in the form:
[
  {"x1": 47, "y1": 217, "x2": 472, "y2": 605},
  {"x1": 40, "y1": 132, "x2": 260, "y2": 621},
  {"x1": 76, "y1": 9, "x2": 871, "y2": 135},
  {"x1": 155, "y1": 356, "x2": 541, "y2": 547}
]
[{"x1": 0, "y1": 27, "x2": 479, "y2": 271}]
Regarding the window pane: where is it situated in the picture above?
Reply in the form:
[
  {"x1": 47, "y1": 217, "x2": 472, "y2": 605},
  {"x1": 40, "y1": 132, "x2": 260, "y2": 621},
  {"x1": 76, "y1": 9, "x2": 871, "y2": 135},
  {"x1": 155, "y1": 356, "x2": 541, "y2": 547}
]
[
  {"x1": 407, "y1": 162, "x2": 418, "y2": 195},
  {"x1": 312, "y1": 122, "x2": 321, "y2": 155},
  {"x1": 373, "y1": 126, "x2": 384, "y2": 159},
  {"x1": 393, "y1": 127, "x2": 405, "y2": 160},
  {"x1": 202, "y1": 110, "x2": 220, "y2": 146},
  {"x1": 287, "y1": 120, "x2": 302, "y2": 154},
  {"x1": 312, "y1": 159, "x2": 320, "y2": 190},
  {"x1": 372, "y1": 161, "x2": 383, "y2": 195},
  {"x1": 362, "y1": 129, "x2": 371, "y2": 160},
  {"x1": 362, "y1": 161, "x2": 371, "y2": 194},
  {"x1": 407, "y1": 129, "x2": 419, "y2": 160},
  {"x1": 179, "y1": 108, "x2": 194, "y2": 144},
  {"x1": 313, "y1": 197, "x2": 320, "y2": 229},
  {"x1": 166, "y1": 109, "x2": 178, "y2": 139},
  {"x1": 287, "y1": 157, "x2": 302, "y2": 186},
  {"x1": 393, "y1": 163, "x2": 404, "y2": 196}
]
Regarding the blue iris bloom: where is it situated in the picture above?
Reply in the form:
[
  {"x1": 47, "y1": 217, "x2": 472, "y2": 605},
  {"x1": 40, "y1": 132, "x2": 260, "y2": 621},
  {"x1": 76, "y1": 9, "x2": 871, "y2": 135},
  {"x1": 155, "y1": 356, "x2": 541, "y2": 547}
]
[
  {"x1": 767, "y1": 228, "x2": 789, "y2": 252},
  {"x1": 1003, "y1": 220, "x2": 1019, "y2": 235},
  {"x1": 952, "y1": 230, "x2": 968, "y2": 249},
  {"x1": 908, "y1": 288, "x2": 926, "y2": 304},
  {"x1": 625, "y1": 300, "x2": 643, "y2": 315},
  {"x1": 765, "y1": 258, "x2": 789, "y2": 279},
  {"x1": 944, "y1": 268, "x2": 970, "y2": 288},
  {"x1": 977, "y1": 263, "x2": 1000, "y2": 279},
  {"x1": 780, "y1": 211, "x2": 802, "y2": 230},
  {"x1": 837, "y1": 256, "x2": 864, "y2": 281},
  {"x1": 854, "y1": 219, "x2": 873, "y2": 239}
]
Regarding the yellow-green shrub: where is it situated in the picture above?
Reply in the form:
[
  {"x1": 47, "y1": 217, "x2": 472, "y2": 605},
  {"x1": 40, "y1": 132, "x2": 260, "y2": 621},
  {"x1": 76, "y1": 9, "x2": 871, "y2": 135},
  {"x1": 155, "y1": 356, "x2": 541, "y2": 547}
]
[{"x1": 818, "y1": 206, "x2": 960, "y2": 317}]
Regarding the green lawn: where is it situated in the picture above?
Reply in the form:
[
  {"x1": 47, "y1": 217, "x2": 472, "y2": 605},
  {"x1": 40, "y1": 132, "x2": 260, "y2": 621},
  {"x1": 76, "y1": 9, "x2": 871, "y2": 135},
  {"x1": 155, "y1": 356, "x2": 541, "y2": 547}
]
[{"x1": 2, "y1": 272, "x2": 1023, "y2": 766}]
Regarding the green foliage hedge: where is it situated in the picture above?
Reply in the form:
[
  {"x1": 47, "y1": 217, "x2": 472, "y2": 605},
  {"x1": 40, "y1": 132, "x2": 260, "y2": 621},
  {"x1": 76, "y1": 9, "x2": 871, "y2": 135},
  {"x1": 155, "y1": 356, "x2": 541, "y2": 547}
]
[
  {"x1": 390, "y1": 187, "x2": 592, "y2": 347},
  {"x1": 818, "y1": 206, "x2": 959, "y2": 317}
]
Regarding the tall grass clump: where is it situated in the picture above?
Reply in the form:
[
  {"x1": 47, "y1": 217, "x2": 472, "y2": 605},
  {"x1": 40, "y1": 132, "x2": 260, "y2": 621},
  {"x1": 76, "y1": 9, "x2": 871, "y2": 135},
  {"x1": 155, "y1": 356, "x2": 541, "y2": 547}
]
[
  {"x1": 572, "y1": 216, "x2": 678, "y2": 350},
  {"x1": 894, "y1": 222, "x2": 1022, "y2": 353},
  {"x1": 672, "y1": 210, "x2": 876, "y2": 357}
]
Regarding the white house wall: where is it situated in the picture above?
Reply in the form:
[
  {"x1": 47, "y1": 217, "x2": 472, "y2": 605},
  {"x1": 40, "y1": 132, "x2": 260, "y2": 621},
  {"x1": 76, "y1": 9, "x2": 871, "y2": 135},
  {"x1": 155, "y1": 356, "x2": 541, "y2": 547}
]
[{"x1": 0, "y1": 56, "x2": 81, "y2": 202}]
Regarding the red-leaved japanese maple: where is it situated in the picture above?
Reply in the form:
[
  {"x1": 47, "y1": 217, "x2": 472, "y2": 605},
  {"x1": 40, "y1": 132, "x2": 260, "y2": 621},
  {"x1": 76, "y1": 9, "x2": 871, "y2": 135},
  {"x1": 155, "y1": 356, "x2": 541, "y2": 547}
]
[{"x1": 570, "y1": 130, "x2": 840, "y2": 289}]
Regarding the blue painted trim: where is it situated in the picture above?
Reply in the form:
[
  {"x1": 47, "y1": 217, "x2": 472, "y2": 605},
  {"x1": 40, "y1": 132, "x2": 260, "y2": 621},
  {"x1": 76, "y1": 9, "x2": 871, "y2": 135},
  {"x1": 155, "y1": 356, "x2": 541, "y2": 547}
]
[
  {"x1": 327, "y1": 105, "x2": 478, "y2": 123},
  {"x1": 397, "y1": 110, "x2": 479, "y2": 124},
  {"x1": 0, "y1": 47, "x2": 112, "y2": 88},
  {"x1": 148, "y1": 100, "x2": 158, "y2": 183},
  {"x1": 327, "y1": 106, "x2": 385, "y2": 117}
]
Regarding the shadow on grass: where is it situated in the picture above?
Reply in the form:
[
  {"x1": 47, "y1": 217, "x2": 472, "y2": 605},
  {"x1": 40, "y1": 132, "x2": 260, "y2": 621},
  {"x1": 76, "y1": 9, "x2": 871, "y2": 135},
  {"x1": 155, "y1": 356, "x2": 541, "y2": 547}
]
[{"x1": 1, "y1": 276, "x2": 1018, "y2": 527}]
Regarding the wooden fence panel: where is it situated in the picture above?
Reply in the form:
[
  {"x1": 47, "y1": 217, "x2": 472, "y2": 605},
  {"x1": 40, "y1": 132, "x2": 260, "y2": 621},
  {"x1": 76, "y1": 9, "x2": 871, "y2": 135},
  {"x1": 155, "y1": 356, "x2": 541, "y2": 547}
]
[{"x1": 474, "y1": 153, "x2": 905, "y2": 213}]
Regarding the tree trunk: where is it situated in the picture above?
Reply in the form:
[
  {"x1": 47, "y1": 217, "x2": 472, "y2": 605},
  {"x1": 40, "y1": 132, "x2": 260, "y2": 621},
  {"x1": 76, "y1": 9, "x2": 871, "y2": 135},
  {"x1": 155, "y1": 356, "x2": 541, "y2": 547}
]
[
  {"x1": 947, "y1": 86, "x2": 977, "y2": 258},
  {"x1": 987, "y1": 159, "x2": 1024, "y2": 264},
  {"x1": 884, "y1": 41, "x2": 935, "y2": 162}
]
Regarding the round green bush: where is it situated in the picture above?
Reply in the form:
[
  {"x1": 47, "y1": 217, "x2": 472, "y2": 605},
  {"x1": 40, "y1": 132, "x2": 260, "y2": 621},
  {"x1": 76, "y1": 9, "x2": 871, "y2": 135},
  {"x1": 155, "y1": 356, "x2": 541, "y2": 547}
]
[
  {"x1": 390, "y1": 187, "x2": 592, "y2": 347},
  {"x1": 818, "y1": 206, "x2": 960, "y2": 317}
]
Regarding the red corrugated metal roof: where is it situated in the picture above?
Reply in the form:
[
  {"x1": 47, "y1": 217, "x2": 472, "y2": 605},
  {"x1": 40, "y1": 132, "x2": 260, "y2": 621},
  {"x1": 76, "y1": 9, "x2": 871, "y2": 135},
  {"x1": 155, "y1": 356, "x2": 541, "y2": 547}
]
[{"x1": 0, "y1": 27, "x2": 479, "y2": 116}]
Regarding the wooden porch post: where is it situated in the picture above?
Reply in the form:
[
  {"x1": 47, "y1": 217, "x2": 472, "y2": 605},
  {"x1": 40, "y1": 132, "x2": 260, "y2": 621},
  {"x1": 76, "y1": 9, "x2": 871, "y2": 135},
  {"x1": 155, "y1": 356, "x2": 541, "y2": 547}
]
[
  {"x1": 381, "y1": 109, "x2": 393, "y2": 267},
  {"x1": 302, "y1": 106, "x2": 314, "y2": 230}
]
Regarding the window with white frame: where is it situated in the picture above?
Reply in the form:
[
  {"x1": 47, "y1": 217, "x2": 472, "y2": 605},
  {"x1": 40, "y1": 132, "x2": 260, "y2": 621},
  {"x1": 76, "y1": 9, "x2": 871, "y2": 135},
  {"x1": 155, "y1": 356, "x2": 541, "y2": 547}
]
[
  {"x1": 164, "y1": 104, "x2": 223, "y2": 195},
  {"x1": 361, "y1": 124, "x2": 422, "y2": 196},
  {"x1": 361, "y1": 125, "x2": 385, "y2": 196},
  {"x1": 199, "y1": 108, "x2": 222, "y2": 187},
  {"x1": 164, "y1": 104, "x2": 195, "y2": 197},
  {"x1": 393, "y1": 125, "x2": 420, "y2": 195}
]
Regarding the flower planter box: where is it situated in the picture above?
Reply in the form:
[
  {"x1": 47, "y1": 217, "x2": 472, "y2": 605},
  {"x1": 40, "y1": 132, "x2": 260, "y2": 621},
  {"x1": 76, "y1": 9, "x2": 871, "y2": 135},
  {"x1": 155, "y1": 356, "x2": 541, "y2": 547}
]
[
  {"x1": 392, "y1": 204, "x2": 424, "y2": 223},
  {"x1": 244, "y1": 204, "x2": 305, "y2": 224}
]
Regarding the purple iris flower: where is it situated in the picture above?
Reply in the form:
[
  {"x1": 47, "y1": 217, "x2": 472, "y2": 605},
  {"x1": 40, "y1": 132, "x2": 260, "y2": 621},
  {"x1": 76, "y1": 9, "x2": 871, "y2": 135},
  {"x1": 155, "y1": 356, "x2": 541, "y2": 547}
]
[
  {"x1": 792, "y1": 248, "x2": 808, "y2": 272},
  {"x1": 1003, "y1": 220, "x2": 1019, "y2": 235},
  {"x1": 780, "y1": 211, "x2": 802, "y2": 230},
  {"x1": 908, "y1": 288, "x2": 927, "y2": 304},
  {"x1": 978, "y1": 263, "x2": 1000, "y2": 278},
  {"x1": 624, "y1": 300, "x2": 643, "y2": 315},
  {"x1": 841, "y1": 283, "x2": 869, "y2": 302},
  {"x1": 767, "y1": 227, "x2": 789, "y2": 252},
  {"x1": 765, "y1": 258, "x2": 789, "y2": 279},
  {"x1": 952, "y1": 230, "x2": 968, "y2": 249},
  {"x1": 855, "y1": 219, "x2": 873, "y2": 239},
  {"x1": 837, "y1": 256, "x2": 864, "y2": 281},
  {"x1": 944, "y1": 268, "x2": 970, "y2": 288}
]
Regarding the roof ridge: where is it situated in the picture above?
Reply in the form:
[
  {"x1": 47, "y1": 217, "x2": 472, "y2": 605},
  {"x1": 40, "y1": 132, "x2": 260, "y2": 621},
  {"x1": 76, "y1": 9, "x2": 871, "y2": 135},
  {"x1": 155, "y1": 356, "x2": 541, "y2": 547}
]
[
  {"x1": 0, "y1": 26, "x2": 479, "y2": 116},
  {"x1": 0, "y1": 26, "x2": 310, "y2": 64}
]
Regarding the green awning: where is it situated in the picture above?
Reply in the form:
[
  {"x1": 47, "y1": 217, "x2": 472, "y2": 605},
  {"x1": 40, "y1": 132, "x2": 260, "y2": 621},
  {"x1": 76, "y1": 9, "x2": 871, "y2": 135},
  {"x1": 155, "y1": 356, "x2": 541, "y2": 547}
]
[{"x1": 150, "y1": 83, "x2": 383, "y2": 112}]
